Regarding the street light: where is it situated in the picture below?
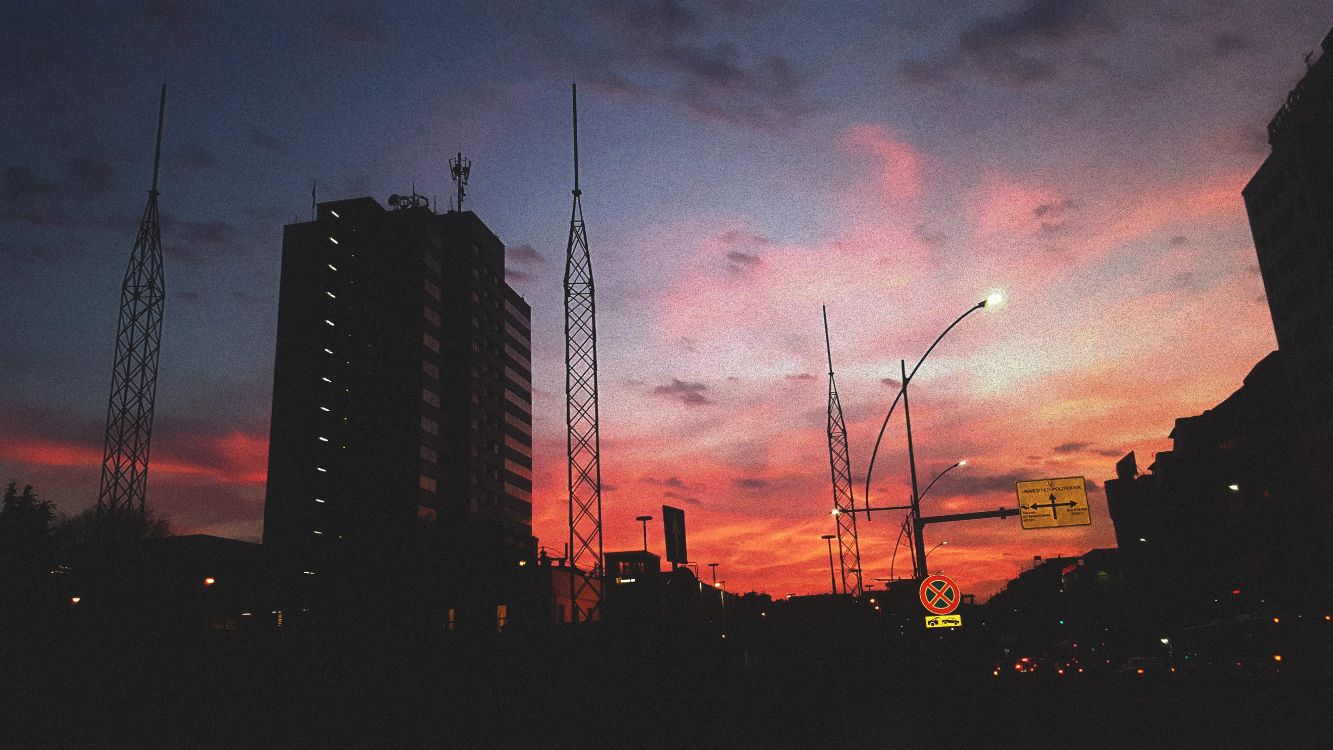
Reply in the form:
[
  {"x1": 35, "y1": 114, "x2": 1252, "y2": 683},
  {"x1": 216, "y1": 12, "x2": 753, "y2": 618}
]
[
  {"x1": 708, "y1": 562, "x2": 719, "y2": 585},
  {"x1": 863, "y1": 295, "x2": 1002, "y2": 578},
  {"x1": 635, "y1": 514, "x2": 653, "y2": 551},
  {"x1": 821, "y1": 534, "x2": 837, "y2": 595},
  {"x1": 919, "y1": 461, "x2": 967, "y2": 504}
]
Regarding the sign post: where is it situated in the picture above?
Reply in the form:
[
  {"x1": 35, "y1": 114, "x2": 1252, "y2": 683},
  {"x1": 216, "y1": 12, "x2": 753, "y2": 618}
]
[{"x1": 1016, "y1": 476, "x2": 1091, "y2": 529}]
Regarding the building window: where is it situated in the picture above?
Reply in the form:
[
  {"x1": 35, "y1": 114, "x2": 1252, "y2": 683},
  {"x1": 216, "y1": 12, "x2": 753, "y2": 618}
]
[
  {"x1": 418, "y1": 505, "x2": 437, "y2": 522},
  {"x1": 422, "y1": 388, "x2": 440, "y2": 408},
  {"x1": 421, "y1": 445, "x2": 437, "y2": 464},
  {"x1": 424, "y1": 279, "x2": 441, "y2": 301},
  {"x1": 424, "y1": 306, "x2": 440, "y2": 327},
  {"x1": 419, "y1": 475, "x2": 437, "y2": 492},
  {"x1": 447, "y1": 608, "x2": 456, "y2": 631},
  {"x1": 422, "y1": 416, "x2": 439, "y2": 435},
  {"x1": 424, "y1": 254, "x2": 441, "y2": 274},
  {"x1": 423, "y1": 333, "x2": 440, "y2": 353},
  {"x1": 496, "y1": 604, "x2": 508, "y2": 633},
  {"x1": 423, "y1": 361, "x2": 438, "y2": 380}
]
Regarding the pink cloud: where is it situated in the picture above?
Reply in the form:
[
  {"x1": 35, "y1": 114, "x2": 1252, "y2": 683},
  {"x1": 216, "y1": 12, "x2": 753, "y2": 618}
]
[{"x1": 841, "y1": 123, "x2": 925, "y2": 200}]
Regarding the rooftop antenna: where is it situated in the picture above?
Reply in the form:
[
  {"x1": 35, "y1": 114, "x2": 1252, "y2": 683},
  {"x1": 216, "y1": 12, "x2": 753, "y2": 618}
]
[
  {"x1": 98, "y1": 82, "x2": 168, "y2": 517},
  {"x1": 823, "y1": 305, "x2": 864, "y2": 596},
  {"x1": 564, "y1": 81, "x2": 604, "y2": 622},
  {"x1": 311, "y1": 179, "x2": 317, "y2": 221},
  {"x1": 450, "y1": 151, "x2": 471, "y2": 212}
]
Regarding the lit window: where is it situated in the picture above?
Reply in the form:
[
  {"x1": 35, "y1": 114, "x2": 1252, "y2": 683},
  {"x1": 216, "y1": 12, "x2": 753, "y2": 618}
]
[
  {"x1": 419, "y1": 475, "x2": 437, "y2": 492},
  {"x1": 496, "y1": 604, "x2": 508, "y2": 633},
  {"x1": 421, "y1": 416, "x2": 439, "y2": 435},
  {"x1": 421, "y1": 445, "x2": 437, "y2": 463},
  {"x1": 328, "y1": 236, "x2": 339, "y2": 244},
  {"x1": 327, "y1": 264, "x2": 338, "y2": 271},
  {"x1": 326, "y1": 291, "x2": 336, "y2": 299}
]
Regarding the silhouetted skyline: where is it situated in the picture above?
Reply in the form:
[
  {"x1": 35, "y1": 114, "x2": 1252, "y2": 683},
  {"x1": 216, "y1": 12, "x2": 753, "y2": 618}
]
[{"x1": 2, "y1": 2, "x2": 1330, "y2": 597}]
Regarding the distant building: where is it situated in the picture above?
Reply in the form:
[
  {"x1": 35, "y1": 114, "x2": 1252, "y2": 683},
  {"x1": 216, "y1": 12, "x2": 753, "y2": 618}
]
[
  {"x1": 261, "y1": 196, "x2": 534, "y2": 623},
  {"x1": 1242, "y1": 26, "x2": 1333, "y2": 549},
  {"x1": 1104, "y1": 352, "x2": 1319, "y2": 625}
]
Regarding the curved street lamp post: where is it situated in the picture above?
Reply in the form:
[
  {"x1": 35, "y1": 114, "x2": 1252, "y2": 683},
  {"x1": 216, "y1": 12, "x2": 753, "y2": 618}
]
[{"x1": 863, "y1": 293, "x2": 1003, "y2": 579}]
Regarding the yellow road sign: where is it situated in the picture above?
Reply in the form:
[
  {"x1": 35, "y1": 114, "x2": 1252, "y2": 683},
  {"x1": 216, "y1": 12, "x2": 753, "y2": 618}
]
[
  {"x1": 925, "y1": 614, "x2": 962, "y2": 629},
  {"x1": 1016, "y1": 476, "x2": 1091, "y2": 529}
]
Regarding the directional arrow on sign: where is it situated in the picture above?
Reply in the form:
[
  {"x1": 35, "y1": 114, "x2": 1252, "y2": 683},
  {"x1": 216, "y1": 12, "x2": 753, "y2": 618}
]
[{"x1": 1024, "y1": 493, "x2": 1080, "y2": 521}]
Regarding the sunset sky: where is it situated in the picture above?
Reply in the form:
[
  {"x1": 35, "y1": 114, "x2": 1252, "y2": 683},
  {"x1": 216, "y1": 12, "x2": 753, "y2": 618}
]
[{"x1": 2, "y1": 1, "x2": 1327, "y2": 598}]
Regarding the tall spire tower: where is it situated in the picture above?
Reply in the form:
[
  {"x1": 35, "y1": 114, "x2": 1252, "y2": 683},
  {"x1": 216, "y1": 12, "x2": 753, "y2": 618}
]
[
  {"x1": 824, "y1": 306, "x2": 863, "y2": 596},
  {"x1": 564, "y1": 83, "x2": 604, "y2": 622},
  {"x1": 98, "y1": 84, "x2": 167, "y2": 517}
]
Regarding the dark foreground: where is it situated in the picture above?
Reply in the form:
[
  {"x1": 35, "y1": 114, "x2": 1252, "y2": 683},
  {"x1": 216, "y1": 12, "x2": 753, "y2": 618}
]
[{"x1": 6, "y1": 622, "x2": 1331, "y2": 749}]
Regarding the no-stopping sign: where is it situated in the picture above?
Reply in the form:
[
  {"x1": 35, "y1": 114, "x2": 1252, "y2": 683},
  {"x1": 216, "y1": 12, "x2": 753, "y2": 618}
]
[{"x1": 919, "y1": 574, "x2": 960, "y2": 615}]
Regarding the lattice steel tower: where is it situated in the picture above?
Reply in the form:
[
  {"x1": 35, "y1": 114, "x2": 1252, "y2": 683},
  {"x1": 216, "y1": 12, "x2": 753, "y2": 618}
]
[
  {"x1": 98, "y1": 84, "x2": 167, "y2": 516},
  {"x1": 564, "y1": 83, "x2": 604, "y2": 621},
  {"x1": 823, "y1": 306, "x2": 863, "y2": 596}
]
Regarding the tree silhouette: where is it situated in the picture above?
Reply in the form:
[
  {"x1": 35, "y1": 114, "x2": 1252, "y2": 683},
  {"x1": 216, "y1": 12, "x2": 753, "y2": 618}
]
[{"x1": 0, "y1": 482, "x2": 55, "y2": 554}]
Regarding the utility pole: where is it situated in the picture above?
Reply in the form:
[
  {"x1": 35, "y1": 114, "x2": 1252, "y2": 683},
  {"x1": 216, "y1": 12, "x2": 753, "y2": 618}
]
[
  {"x1": 635, "y1": 515, "x2": 652, "y2": 552},
  {"x1": 821, "y1": 534, "x2": 837, "y2": 595}
]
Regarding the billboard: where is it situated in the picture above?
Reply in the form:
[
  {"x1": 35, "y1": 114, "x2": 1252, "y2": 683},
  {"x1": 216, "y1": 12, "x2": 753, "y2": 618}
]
[{"x1": 662, "y1": 505, "x2": 687, "y2": 565}]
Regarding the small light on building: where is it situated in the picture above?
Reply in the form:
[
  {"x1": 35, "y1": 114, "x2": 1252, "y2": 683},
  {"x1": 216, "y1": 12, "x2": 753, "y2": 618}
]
[
  {"x1": 1228, "y1": 484, "x2": 1240, "y2": 492},
  {"x1": 320, "y1": 406, "x2": 330, "y2": 412},
  {"x1": 518, "y1": 560, "x2": 527, "y2": 567},
  {"x1": 328, "y1": 237, "x2": 339, "y2": 244},
  {"x1": 204, "y1": 577, "x2": 216, "y2": 586},
  {"x1": 326, "y1": 291, "x2": 336, "y2": 298},
  {"x1": 313, "y1": 530, "x2": 323, "y2": 535},
  {"x1": 329, "y1": 210, "x2": 340, "y2": 218},
  {"x1": 1138, "y1": 537, "x2": 1147, "y2": 543},
  {"x1": 314, "y1": 498, "x2": 325, "y2": 503},
  {"x1": 321, "y1": 377, "x2": 332, "y2": 383},
  {"x1": 324, "y1": 348, "x2": 333, "y2": 355},
  {"x1": 327, "y1": 264, "x2": 338, "y2": 271},
  {"x1": 1273, "y1": 617, "x2": 1281, "y2": 624},
  {"x1": 1273, "y1": 654, "x2": 1283, "y2": 662},
  {"x1": 317, "y1": 467, "x2": 327, "y2": 473},
  {"x1": 324, "y1": 319, "x2": 335, "y2": 327},
  {"x1": 1160, "y1": 637, "x2": 1170, "y2": 645},
  {"x1": 318, "y1": 436, "x2": 329, "y2": 442},
  {"x1": 70, "y1": 596, "x2": 81, "y2": 605}
]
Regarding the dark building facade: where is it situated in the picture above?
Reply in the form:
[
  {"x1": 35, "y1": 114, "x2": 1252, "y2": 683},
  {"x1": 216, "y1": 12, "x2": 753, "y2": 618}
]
[
  {"x1": 1242, "y1": 27, "x2": 1333, "y2": 544},
  {"x1": 1105, "y1": 352, "x2": 1321, "y2": 626},
  {"x1": 262, "y1": 197, "x2": 534, "y2": 610}
]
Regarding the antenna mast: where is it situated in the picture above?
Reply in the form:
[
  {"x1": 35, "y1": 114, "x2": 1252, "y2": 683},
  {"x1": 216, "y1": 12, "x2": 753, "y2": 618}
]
[
  {"x1": 824, "y1": 305, "x2": 864, "y2": 596},
  {"x1": 564, "y1": 82, "x2": 604, "y2": 622},
  {"x1": 98, "y1": 83, "x2": 168, "y2": 516},
  {"x1": 450, "y1": 151, "x2": 471, "y2": 211}
]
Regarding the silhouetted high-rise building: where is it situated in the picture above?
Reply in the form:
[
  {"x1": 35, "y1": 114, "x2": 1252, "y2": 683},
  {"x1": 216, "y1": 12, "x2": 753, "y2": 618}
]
[
  {"x1": 1242, "y1": 27, "x2": 1333, "y2": 544},
  {"x1": 262, "y1": 197, "x2": 533, "y2": 587}
]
